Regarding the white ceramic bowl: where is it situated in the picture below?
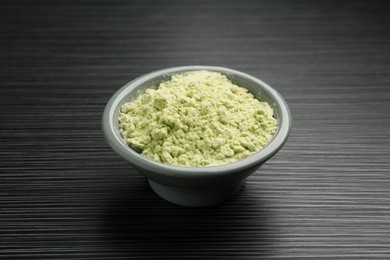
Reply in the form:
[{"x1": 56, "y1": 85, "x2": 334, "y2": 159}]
[{"x1": 102, "y1": 66, "x2": 291, "y2": 207}]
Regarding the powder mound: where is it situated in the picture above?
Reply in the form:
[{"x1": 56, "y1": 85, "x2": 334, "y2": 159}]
[{"x1": 119, "y1": 70, "x2": 277, "y2": 167}]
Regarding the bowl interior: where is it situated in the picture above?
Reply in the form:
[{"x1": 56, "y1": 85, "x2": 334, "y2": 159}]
[{"x1": 103, "y1": 66, "x2": 291, "y2": 176}]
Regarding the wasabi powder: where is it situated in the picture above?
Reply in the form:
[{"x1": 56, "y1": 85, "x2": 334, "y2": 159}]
[{"x1": 119, "y1": 70, "x2": 277, "y2": 167}]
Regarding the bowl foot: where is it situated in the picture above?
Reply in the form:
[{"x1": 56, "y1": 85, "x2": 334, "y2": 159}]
[{"x1": 148, "y1": 179, "x2": 245, "y2": 207}]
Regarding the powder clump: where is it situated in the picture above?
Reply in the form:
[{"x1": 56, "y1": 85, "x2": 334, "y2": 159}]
[{"x1": 119, "y1": 70, "x2": 277, "y2": 166}]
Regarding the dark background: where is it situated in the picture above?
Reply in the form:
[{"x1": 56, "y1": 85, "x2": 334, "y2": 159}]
[{"x1": 1, "y1": 0, "x2": 389, "y2": 259}]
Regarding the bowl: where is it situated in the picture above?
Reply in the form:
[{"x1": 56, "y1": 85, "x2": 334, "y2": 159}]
[{"x1": 102, "y1": 66, "x2": 291, "y2": 207}]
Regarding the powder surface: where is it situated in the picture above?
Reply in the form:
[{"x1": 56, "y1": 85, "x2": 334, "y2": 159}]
[{"x1": 119, "y1": 70, "x2": 277, "y2": 167}]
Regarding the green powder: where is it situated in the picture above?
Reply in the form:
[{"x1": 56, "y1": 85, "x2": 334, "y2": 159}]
[{"x1": 119, "y1": 70, "x2": 277, "y2": 166}]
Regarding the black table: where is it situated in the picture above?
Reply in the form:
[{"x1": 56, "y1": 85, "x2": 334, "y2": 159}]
[{"x1": 1, "y1": 0, "x2": 389, "y2": 259}]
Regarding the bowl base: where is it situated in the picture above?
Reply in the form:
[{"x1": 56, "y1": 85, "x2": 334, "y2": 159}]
[{"x1": 148, "y1": 179, "x2": 245, "y2": 207}]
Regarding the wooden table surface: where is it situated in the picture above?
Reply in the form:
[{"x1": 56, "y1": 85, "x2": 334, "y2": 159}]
[{"x1": 1, "y1": 0, "x2": 389, "y2": 259}]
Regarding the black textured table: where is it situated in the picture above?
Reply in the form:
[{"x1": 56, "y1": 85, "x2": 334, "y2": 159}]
[{"x1": 1, "y1": 0, "x2": 389, "y2": 259}]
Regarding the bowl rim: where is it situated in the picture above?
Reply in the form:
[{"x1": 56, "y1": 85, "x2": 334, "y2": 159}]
[{"x1": 102, "y1": 66, "x2": 291, "y2": 178}]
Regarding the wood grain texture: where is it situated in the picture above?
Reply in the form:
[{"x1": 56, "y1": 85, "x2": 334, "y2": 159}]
[{"x1": 1, "y1": 0, "x2": 389, "y2": 259}]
